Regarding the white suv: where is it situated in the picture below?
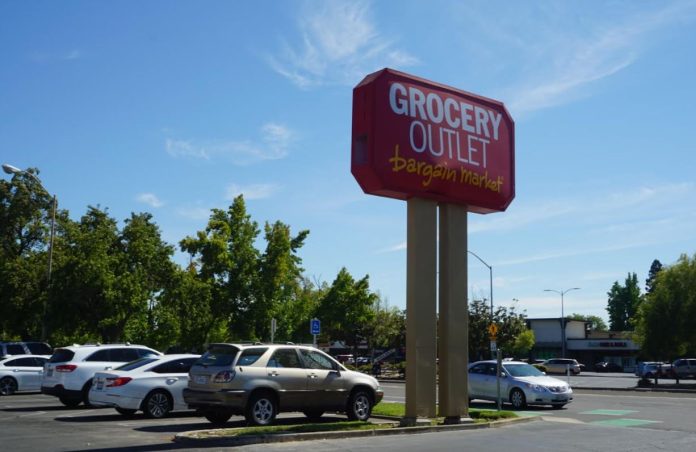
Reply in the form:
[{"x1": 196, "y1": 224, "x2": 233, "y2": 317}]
[{"x1": 42, "y1": 344, "x2": 161, "y2": 407}]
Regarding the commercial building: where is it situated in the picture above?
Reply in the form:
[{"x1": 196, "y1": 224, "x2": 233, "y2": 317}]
[{"x1": 526, "y1": 318, "x2": 640, "y2": 371}]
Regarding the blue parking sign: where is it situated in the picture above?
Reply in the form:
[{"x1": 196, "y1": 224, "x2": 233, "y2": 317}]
[{"x1": 310, "y1": 318, "x2": 321, "y2": 335}]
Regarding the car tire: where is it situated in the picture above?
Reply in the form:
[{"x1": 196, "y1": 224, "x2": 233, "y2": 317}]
[
  {"x1": 82, "y1": 380, "x2": 93, "y2": 406},
  {"x1": 59, "y1": 396, "x2": 82, "y2": 408},
  {"x1": 204, "y1": 408, "x2": 233, "y2": 425},
  {"x1": 509, "y1": 388, "x2": 527, "y2": 410},
  {"x1": 0, "y1": 377, "x2": 18, "y2": 396},
  {"x1": 115, "y1": 407, "x2": 137, "y2": 417},
  {"x1": 347, "y1": 389, "x2": 373, "y2": 421},
  {"x1": 303, "y1": 410, "x2": 324, "y2": 420},
  {"x1": 143, "y1": 390, "x2": 172, "y2": 419},
  {"x1": 245, "y1": 391, "x2": 277, "y2": 426}
]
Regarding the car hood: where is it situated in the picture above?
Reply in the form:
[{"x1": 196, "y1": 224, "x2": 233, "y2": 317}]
[{"x1": 513, "y1": 375, "x2": 570, "y2": 388}]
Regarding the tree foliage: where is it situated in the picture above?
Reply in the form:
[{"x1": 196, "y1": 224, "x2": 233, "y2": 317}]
[
  {"x1": 468, "y1": 298, "x2": 530, "y2": 360},
  {"x1": 635, "y1": 254, "x2": 696, "y2": 359},
  {"x1": 569, "y1": 313, "x2": 608, "y2": 332},
  {"x1": 606, "y1": 272, "x2": 642, "y2": 331},
  {"x1": 645, "y1": 259, "x2": 663, "y2": 294}
]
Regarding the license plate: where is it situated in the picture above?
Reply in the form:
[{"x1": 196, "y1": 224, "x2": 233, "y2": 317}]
[
  {"x1": 47, "y1": 368, "x2": 53, "y2": 377},
  {"x1": 96, "y1": 381, "x2": 103, "y2": 390},
  {"x1": 195, "y1": 375, "x2": 208, "y2": 385}
]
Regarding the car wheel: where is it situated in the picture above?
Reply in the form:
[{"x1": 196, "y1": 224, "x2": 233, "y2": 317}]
[
  {"x1": 59, "y1": 396, "x2": 82, "y2": 408},
  {"x1": 509, "y1": 388, "x2": 527, "y2": 410},
  {"x1": 115, "y1": 407, "x2": 137, "y2": 417},
  {"x1": 303, "y1": 410, "x2": 324, "y2": 420},
  {"x1": 245, "y1": 391, "x2": 277, "y2": 426},
  {"x1": 143, "y1": 390, "x2": 172, "y2": 419},
  {"x1": 0, "y1": 377, "x2": 18, "y2": 396},
  {"x1": 82, "y1": 380, "x2": 93, "y2": 406},
  {"x1": 347, "y1": 389, "x2": 373, "y2": 421},
  {"x1": 204, "y1": 408, "x2": 233, "y2": 425}
]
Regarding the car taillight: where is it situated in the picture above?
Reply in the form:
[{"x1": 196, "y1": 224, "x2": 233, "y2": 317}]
[
  {"x1": 106, "y1": 377, "x2": 132, "y2": 387},
  {"x1": 55, "y1": 365, "x2": 77, "y2": 372},
  {"x1": 213, "y1": 370, "x2": 235, "y2": 383}
]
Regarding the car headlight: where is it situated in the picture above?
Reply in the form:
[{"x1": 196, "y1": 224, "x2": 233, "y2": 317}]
[{"x1": 526, "y1": 383, "x2": 547, "y2": 392}]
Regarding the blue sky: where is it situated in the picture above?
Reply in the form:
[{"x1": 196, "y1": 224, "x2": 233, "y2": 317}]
[{"x1": 2, "y1": 0, "x2": 696, "y2": 323}]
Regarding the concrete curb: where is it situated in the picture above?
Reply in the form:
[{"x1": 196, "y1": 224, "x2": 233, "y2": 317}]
[
  {"x1": 173, "y1": 415, "x2": 537, "y2": 447},
  {"x1": 574, "y1": 386, "x2": 696, "y2": 394}
]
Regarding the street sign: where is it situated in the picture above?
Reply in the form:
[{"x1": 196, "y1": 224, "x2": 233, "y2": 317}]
[
  {"x1": 310, "y1": 318, "x2": 321, "y2": 335},
  {"x1": 488, "y1": 323, "x2": 498, "y2": 339},
  {"x1": 490, "y1": 340, "x2": 497, "y2": 352}
]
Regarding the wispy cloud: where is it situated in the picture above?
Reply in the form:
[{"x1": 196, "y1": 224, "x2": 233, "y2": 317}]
[
  {"x1": 175, "y1": 206, "x2": 212, "y2": 221},
  {"x1": 226, "y1": 183, "x2": 278, "y2": 200},
  {"x1": 494, "y1": 2, "x2": 696, "y2": 114},
  {"x1": 29, "y1": 49, "x2": 83, "y2": 63},
  {"x1": 136, "y1": 193, "x2": 164, "y2": 208},
  {"x1": 166, "y1": 123, "x2": 294, "y2": 164},
  {"x1": 267, "y1": 0, "x2": 418, "y2": 88}
]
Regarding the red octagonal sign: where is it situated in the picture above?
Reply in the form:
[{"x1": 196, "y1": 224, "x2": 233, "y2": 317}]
[{"x1": 352, "y1": 68, "x2": 515, "y2": 213}]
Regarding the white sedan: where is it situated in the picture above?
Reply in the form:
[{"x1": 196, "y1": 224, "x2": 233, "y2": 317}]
[
  {"x1": 0, "y1": 355, "x2": 49, "y2": 395},
  {"x1": 89, "y1": 354, "x2": 199, "y2": 418},
  {"x1": 468, "y1": 360, "x2": 573, "y2": 409}
]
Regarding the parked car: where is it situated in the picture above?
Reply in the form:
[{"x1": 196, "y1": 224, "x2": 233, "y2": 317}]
[
  {"x1": 595, "y1": 361, "x2": 623, "y2": 373},
  {"x1": 672, "y1": 358, "x2": 696, "y2": 379},
  {"x1": 468, "y1": 360, "x2": 573, "y2": 409},
  {"x1": 541, "y1": 358, "x2": 582, "y2": 375},
  {"x1": 635, "y1": 361, "x2": 668, "y2": 378},
  {"x1": 0, "y1": 342, "x2": 53, "y2": 359},
  {"x1": 184, "y1": 343, "x2": 384, "y2": 426},
  {"x1": 42, "y1": 343, "x2": 161, "y2": 407},
  {"x1": 89, "y1": 354, "x2": 199, "y2": 418},
  {"x1": 0, "y1": 355, "x2": 49, "y2": 395}
]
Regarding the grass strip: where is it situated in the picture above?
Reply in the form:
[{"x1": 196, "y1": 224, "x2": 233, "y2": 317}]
[
  {"x1": 372, "y1": 402, "x2": 517, "y2": 422},
  {"x1": 195, "y1": 421, "x2": 391, "y2": 438}
]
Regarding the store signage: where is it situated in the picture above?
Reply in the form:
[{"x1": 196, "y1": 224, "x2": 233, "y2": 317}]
[{"x1": 352, "y1": 68, "x2": 515, "y2": 213}]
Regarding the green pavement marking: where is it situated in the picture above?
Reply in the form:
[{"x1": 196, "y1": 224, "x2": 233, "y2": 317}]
[
  {"x1": 580, "y1": 409, "x2": 637, "y2": 416},
  {"x1": 516, "y1": 411, "x2": 553, "y2": 417},
  {"x1": 590, "y1": 418, "x2": 662, "y2": 428}
]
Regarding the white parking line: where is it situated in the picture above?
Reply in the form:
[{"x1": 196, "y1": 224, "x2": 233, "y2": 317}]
[{"x1": 19, "y1": 411, "x2": 47, "y2": 418}]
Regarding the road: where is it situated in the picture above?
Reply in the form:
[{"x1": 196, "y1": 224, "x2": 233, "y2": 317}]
[{"x1": 2, "y1": 374, "x2": 695, "y2": 451}]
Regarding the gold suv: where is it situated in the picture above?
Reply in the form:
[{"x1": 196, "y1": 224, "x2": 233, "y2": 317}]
[{"x1": 183, "y1": 343, "x2": 383, "y2": 426}]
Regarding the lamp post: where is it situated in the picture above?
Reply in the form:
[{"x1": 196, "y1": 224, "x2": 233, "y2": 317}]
[
  {"x1": 468, "y1": 250, "x2": 494, "y2": 358},
  {"x1": 543, "y1": 288, "x2": 580, "y2": 358},
  {"x1": 2, "y1": 163, "x2": 56, "y2": 342}
]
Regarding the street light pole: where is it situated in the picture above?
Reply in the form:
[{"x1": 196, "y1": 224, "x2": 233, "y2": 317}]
[
  {"x1": 2, "y1": 163, "x2": 56, "y2": 342},
  {"x1": 468, "y1": 250, "x2": 493, "y2": 318},
  {"x1": 543, "y1": 288, "x2": 580, "y2": 358}
]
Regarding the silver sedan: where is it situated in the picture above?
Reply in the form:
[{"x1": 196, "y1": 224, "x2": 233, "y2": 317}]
[{"x1": 468, "y1": 360, "x2": 573, "y2": 409}]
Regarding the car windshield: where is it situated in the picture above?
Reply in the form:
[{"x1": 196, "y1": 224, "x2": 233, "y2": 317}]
[
  {"x1": 504, "y1": 363, "x2": 545, "y2": 377},
  {"x1": 116, "y1": 357, "x2": 159, "y2": 371}
]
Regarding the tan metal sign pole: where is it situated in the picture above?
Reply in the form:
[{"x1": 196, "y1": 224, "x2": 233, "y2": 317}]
[
  {"x1": 403, "y1": 197, "x2": 437, "y2": 423},
  {"x1": 438, "y1": 203, "x2": 470, "y2": 423}
]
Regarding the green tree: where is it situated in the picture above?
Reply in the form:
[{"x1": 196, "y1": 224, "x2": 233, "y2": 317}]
[
  {"x1": 0, "y1": 168, "x2": 66, "y2": 340},
  {"x1": 256, "y1": 221, "x2": 309, "y2": 341},
  {"x1": 180, "y1": 196, "x2": 260, "y2": 340},
  {"x1": 569, "y1": 313, "x2": 608, "y2": 332},
  {"x1": 635, "y1": 253, "x2": 696, "y2": 359},
  {"x1": 315, "y1": 268, "x2": 378, "y2": 358},
  {"x1": 468, "y1": 298, "x2": 530, "y2": 360},
  {"x1": 606, "y1": 273, "x2": 642, "y2": 331},
  {"x1": 645, "y1": 259, "x2": 663, "y2": 294},
  {"x1": 363, "y1": 299, "x2": 406, "y2": 355}
]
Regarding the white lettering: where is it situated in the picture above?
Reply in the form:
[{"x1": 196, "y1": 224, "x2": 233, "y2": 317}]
[
  {"x1": 444, "y1": 98, "x2": 460, "y2": 129},
  {"x1": 389, "y1": 83, "x2": 408, "y2": 115},
  {"x1": 410, "y1": 121, "x2": 427, "y2": 153},
  {"x1": 488, "y1": 110, "x2": 502, "y2": 140},
  {"x1": 426, "y1": 93, "x2": 444, "y2": 124},
  {"x1": 409, "y1": 88, "x2": 427, "y2": 120},
  {"x1": 460, "y1": 102, "x2": 475, "y2": 133},
  {"x1": 474, "y1": 106, "x2": 490, "y2": 138}
]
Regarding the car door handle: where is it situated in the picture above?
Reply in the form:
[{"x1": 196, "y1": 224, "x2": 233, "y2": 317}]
[
  {"x1": 268, "y1": 371, "x2": 279, "y2": 377},
  {"x1": 308, "y1": 374, "x2": 318, "y2": 379},
  {"x1": 166, "y1": 378, "x2": 178, "y2": 384}
]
